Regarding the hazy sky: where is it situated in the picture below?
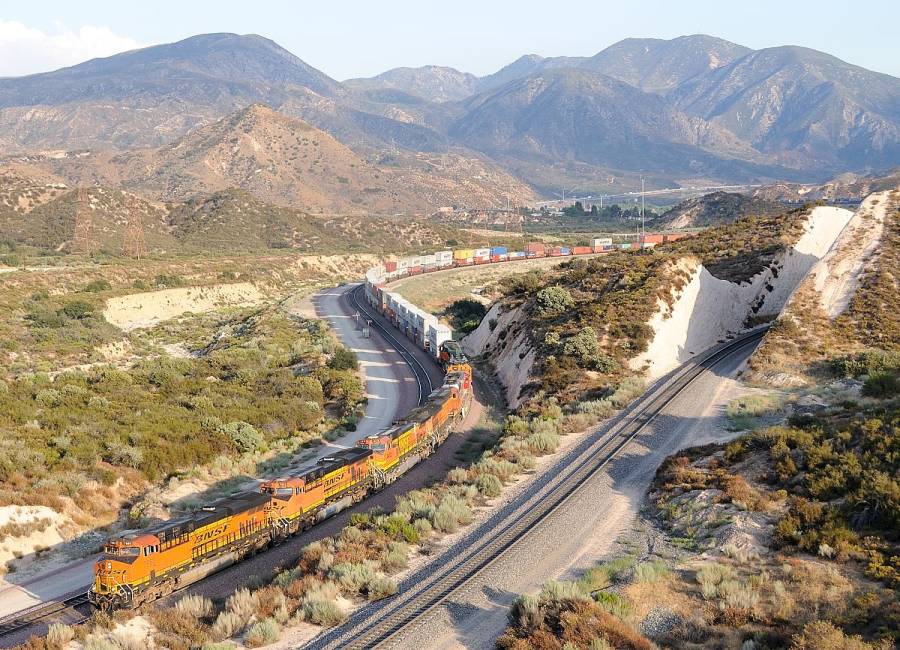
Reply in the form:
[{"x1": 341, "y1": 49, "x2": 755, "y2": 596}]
[{"x1": 2, "y1": 0, "x2": 898, "y2": 79}]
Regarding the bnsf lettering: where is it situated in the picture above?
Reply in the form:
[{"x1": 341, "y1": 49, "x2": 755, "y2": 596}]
[
  {"x1": 324, "y1": 469, "x2": 348, "y2": 487},
  {"x1": 195, "y1": 524, "x2": 228, "y2": 542}
]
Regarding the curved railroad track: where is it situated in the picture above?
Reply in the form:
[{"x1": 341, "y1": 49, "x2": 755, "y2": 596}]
[
  {"x1": 0, "y1": 283, "x2": 437, "y2": 649},
  {"x1": 308, "y1": 328, "x2": 766, "y2": 649},
  {"x1": 345, "y1": 283, "x2": 435, "y2": 404}
]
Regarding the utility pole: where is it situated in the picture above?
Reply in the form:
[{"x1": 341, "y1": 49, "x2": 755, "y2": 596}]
[
  {"x1": 123, "y1": 195, "x2": 146, "y2": 259},
  {"x1": 73, "y1": 187, "x2": 95, "y2": 254},
  {"x1": 640, "y1": 176, "x2": 645, "y2": 244}
]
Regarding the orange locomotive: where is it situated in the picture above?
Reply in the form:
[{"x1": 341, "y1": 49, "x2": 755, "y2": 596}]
[
  {"x1": 90, "y1": 491, "x2": 271, "y2": 610},
  {"x1": 262, "y1": 447, "x2": 373, "y2": 538},
  {"x1": 90, "y1": 359, "x2": 473, "y2": 610}
]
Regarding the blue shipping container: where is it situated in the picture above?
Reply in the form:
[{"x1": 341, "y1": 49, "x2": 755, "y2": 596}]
[
  {"x1": 560, "y1": 247, "x2": 571, "y2": 254},
  {"x1": 490, "y1": 246, "x2": 508, "y2": 255},
  {"x1": 509, "y1": 251, "x2": 526, "y2": 258}
]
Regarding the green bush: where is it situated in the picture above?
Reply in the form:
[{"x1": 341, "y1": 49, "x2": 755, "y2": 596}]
[
  {"x1": 83, "y1": 279, "x2": 112, "y2": 293},
  {"x1": 535, "y1": 286, "x2": 574, "y2": 316},
  {"x1": 329, "y1": 346, "x2": 359, "y2": 371},
  {"x1": 862, "y1": 371, "x2": 899, "y2": 398},
  {"x1": 245, "y1": 618, "x2": 280, "y2": 647},
  {"x1": 475, "y1": 473, "x2": 503, "y2": 497}
]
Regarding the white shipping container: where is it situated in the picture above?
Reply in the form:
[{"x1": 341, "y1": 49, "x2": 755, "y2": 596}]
[
  {"x1": 591, "y1": 238, "x2": 613, "y2": 247},
  {"x1": 421, "y1": 254, "x2": 437, "y2": 266},
  {"x1": 474, "y1": 248, "x2": 490, "y2": 257},
  {"x1": 406, "y1": 255, "x2": 422, "y2": 267},
  {"x1": 436, "y1": 250, "x2": 453, "y2": 261},
  {"x1": 397, "y1": 258, "x2": 410, "y2": 269}
]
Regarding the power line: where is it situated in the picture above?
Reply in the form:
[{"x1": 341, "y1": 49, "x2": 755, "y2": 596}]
[
  {"x1": 123, "y1": 194, "x2": 146, "y2": 259},
  {"x1": 73, "y1": 187, "x2": 95, "y2": 254}
]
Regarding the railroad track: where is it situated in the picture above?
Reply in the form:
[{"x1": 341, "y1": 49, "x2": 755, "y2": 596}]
[
  {"x1": 345, "y1": 283, "x2": 435, "y2": 404},
  {"x1": 0, "y1": 283, "x2": 438, "y2": 648},
  {"x1": 309, "y1": 328, "x2": 766, "y2": 649},
  {"x1": 0, "y1": 593, "x2": 90, "y2": 641}
]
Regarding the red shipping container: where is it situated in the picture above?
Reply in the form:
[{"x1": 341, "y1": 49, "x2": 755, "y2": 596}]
[
  {"x1": 524, "y1": 242, "x2": 546, "y2": 254},
  {"x1": 384, "y1": 260, "x2": 398, "y2": 272},
  {"x1": 643, "y1": 234, "x2": 665, "y2": 244},
  {"x1": 408, "y1": 265, "x2": 423, "y2": 275},
  {"x1": 573, "y1": 246, "x2": 592, "y2": 255}
]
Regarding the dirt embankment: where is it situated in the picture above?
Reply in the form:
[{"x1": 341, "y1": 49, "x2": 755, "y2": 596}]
[
  {"x1": 631, "y1": 205, "x2": 854, "y2": 380},
  {"x1": 810, "y1": 192, "x2": 891, "y2": 318},
  {"x1": 103, "y1": 282, "x2": 265, "y2": 331},
  {"x1": 463, "y1": 302, "x2": 535, "y2": 409}
]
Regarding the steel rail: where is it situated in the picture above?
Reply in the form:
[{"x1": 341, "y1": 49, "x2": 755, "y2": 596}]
[{"x1": 310, "y1": 328, "x2": 766, "y2": 649}]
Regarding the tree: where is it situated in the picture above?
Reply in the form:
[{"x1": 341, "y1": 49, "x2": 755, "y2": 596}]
[
  {"x1": 329, "y1": 346, "x2": 359, "y2": 371},
  {"x1": 535, "y1": 286, "x2": 574, "y2": 317},
  {"x1": 562, "y1": 327, "x2": 617, "y2": 372}
]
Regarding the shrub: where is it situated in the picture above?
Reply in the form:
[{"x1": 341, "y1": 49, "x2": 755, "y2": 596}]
[
  {"x1": 211, "y1": 611, "x2": 245, "y2": 641},
  {"x1": 328, "y1": 562, "x2": 376, "y2": 592},
  {"x1": 696, "y1": 563, "x2": 735, "y2": 599},
  {"x1": 366, "y1": 576, "x2": 398, "y2": 600},
  {"x1": 225, "y1": 588, "x2": 258, "y2": 624},
  {"x1": 562, "y1": 327, "x2": 615, "y2": 371},
  {"x1": 535, "y1": 286, "x2": 574, "y2": 316},
  {"x1": 300, "y1": 582, "x2": 346, "y2": 626},
  {"x1": 525, "y1": 431, "x2": 560, "y2": 454},
  {"x1": 862, "y1": 371, "x2": 899, "y2": 398},
  {"x1": 379, "y1": 542, "x2": 409, "y2": 571},
  {"x1": 791, "y1": 620, "x2": 875, "y2": 650},
  {"x1": 328, "y1": 346, "x2": 359, "y2": 371},
  {"x1": 219, "y1": 421, "x2": 264, "y2": 453},
  {"x1": 83, "y1": 279, "x2": 112, "y2": 293},
  {"x1": 431, "y1": 495, "x2": 473, "y2": 533},
  {"x1": 47, "y1": 622, "x2": 75, "y2": 649},
  {"x1": 82, "y1": 635, "x2": 118, "y2": 650},
  {"x1": 475, "y1": 473, "x2": 502, "y2": 497},
  {"x1": 633, "y1": 559, "x2": 669, "y2": 583},
  {"x1": 175, "y1": 594, "x2": 213, "y2": 619},
  {"x1": 58, "y1": 300, "x2": 96, "y2": 320},
  {"x1": 245, "y1": 618, "x2": 281, "y2": 647}
]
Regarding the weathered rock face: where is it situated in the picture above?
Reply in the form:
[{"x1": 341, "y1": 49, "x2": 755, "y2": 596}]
[
  {"x1": 631, "y1": 205, "x2": 854, "y2": 380},
  {"x1": 462, "y1": 302, "x2": 536, "y2": 409}
]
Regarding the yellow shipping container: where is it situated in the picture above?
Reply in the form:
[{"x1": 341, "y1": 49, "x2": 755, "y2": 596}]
[{"x1": 453, "y1": 249, "x2": 475, "y2": 260}]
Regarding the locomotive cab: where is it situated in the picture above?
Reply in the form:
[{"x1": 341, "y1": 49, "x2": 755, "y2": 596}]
[{"x1": 89, "y1": 534, "x2": 160, "y2": 610}]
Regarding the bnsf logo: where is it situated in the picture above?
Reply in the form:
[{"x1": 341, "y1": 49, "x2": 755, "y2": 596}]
[{"x1": 195, "y1": 525, "x2": 228, "y2": 542}]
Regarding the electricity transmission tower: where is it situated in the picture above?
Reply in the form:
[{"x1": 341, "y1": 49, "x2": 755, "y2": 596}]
[
  {"x1": 122, "y1": 195, "x2": 146, "y2": 259},
  {"x1": 72, "y1": 187, "x2": 95, "y2": 254}
]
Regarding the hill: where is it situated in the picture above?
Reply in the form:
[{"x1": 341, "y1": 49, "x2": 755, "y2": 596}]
[
  {"x1": 450, "y1": 68, "x2": 767, "y2": 181},
  {"x1": 345, "y1": 66, "x2": 478, "y2": 102},
  {"x1": 16, "y1": 105, "x2": 537, "y2": 214},
  {"x1": 749, "y1": 188, "x2": 900, "y2": 386},
  {"x1": 655, "y1": 191, "x2": 786, "y2": 228},
  {"x1": 476, "y1": 35, "x2": 751, "y2": 95},
  {"x1": 672, "y1": 46, "x2": 900, "y2": 171}
]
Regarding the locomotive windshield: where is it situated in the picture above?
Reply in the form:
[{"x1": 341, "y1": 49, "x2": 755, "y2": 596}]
[{"x1": 104, "y1": 545, "x2": 140, "y2": 557}]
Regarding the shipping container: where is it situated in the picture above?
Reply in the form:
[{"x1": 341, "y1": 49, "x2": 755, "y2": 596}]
[
  {"x1": 524, "y1": 242, "x2": 546, "y2": 253},
  {"x1": 619, "y1": 243, "x2": 632, "y2": 250},
  {"x1": 423, "y1": 263, "x2": 439, "y2": 273},
  {"x1": 384, "y1": 260, "x2": 398, "y2": 273},
  {"x1": 421, "y1": 254, "x2": 437, "y2": 266},
  {"x1": 490, "y1": 246, "x2": 508, "y2": 255},
  {"x1": 408, "y1": 265, "x2": 423, "y2": 275},
  {"x1": 474, "y1": 248, "x2": 490, "y2": 258},
  {"x1": 642, "y1": 234, "x2": 664, "y2": 244},
  {"x1": 397, "y1": 258, "x2": 410, "y2": 270},
  {"x1": 509, "y1": 251, "x2": 526, "y2": 259},
  {"x1": 453, "y1": 249, "x2": 475, "y2": 260},
  {"x1": 474, "y1": 256, "x2": 491, "y2": 265},
  {"x1": 490, "y1": 254, "x2": 509, "y2": 263},
  {"x1": 436, "y1": 250, "x2": 454, "y2": 265},
  {"x1": 406, "y1": 255, "x2": 423, "y2": 267},
  {"x1": 591, "y1": 237, "x2": 613, "y2": 248},
  {"x1": 663, "y1": 233, "x2": 689, "y2": 243},
  {"x1": 573, "y1": 246, "x2": 592, "y2": 255},
  {"x1": 455, "y1": 258, "x2": 474, "y2": 266}
]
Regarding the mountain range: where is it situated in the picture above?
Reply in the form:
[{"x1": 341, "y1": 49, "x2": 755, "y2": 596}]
[{"x1": 0, "y1": 32, "x2": 898, "y2": 201}]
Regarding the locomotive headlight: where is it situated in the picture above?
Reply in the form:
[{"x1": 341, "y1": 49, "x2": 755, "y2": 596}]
[{"x1": 106, "y1": 562, "x2": 111, "y2": 570}]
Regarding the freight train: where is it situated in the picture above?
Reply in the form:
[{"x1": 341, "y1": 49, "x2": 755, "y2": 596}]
[
  {"x1": 89, "y1": 367, "x2": 472, "y2": 611},
  {"x1": 363, "y1": 235, "x2": 690, "y2": 359}
]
